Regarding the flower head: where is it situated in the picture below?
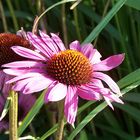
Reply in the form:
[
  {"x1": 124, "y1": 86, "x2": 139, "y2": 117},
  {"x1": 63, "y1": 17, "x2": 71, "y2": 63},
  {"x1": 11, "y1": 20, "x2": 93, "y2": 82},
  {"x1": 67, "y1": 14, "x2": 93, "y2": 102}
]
[
  {"x1": 0, "y1": 33, "x2": 33, "y2": 94},
  {"x1": 3, "y1": 31, "x2": 124, "y2": 125}
]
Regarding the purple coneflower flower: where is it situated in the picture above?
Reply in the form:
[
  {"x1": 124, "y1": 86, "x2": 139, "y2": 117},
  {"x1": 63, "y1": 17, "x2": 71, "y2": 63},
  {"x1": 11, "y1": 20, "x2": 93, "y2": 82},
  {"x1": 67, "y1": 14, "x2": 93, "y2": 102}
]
[
  {"x1": 0, "y1": 93, "x2": 36, "y2": 132},
  {"x1": 0, "y1": 33, "x2": 33, "y2": 94},
  {"x1": 3, "y1": 31, "x2": 124, "y2": 125},
  {"x1": 0, "y1": 32, "x2": 35, "y2": 132}
]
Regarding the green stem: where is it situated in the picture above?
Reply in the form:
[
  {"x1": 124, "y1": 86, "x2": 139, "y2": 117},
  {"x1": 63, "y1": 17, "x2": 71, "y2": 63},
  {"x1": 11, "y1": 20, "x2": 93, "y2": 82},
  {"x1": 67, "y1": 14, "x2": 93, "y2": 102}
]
[
  {"x1": 93, "y1": 0, "x2": 111, "y2": 46},
  {"x1": 61, "y1": 4, "x2": 68, "y2": 48},
  {"x1": 55, "y1": 101, "x2": 65, "y2": 140},
  {"x1": 6, "y1": 0, "x2": 19, "y2": 31},
  {"x1": 32, "y1": 0, "x2": 76, "y2": 33},
  {"x1": 9, "y1": 90, "x2": 18, "y2": 140},
  {"x1": 0, "y1": 0, "x2": 8, "y2": 32},
  {"x1": 73, "y1": 7, "x2": 82, "y2": 42}
]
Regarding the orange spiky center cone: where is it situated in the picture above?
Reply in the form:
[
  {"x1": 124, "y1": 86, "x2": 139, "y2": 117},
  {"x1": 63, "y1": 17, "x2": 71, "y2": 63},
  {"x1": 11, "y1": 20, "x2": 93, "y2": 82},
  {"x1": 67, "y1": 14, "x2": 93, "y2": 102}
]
[
  {"x1": 0, "y1": 33, "x2": 33, "y2": 68},
  {"x1": 46, "y1": 50, "x2": 92, "y2": 86}
]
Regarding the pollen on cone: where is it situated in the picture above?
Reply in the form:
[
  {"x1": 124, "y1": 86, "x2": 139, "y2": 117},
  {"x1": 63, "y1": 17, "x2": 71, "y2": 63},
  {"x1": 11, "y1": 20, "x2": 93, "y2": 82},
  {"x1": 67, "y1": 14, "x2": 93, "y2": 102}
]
[
  {"x1": 46, "y1": 50, "x2": 92, "y2": 85},
  {"x1": 0, "y1": 33, "x2": 33, "y2": 67}
]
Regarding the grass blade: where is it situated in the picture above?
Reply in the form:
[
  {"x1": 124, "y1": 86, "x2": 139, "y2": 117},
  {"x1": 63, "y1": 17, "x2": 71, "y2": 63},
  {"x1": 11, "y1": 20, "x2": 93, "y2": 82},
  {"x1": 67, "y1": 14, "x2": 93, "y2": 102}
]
[
  {"x1": 83, "y1": 0, "x2": 127, "y2": 44},
  {"x1": 18, "y1": 92, "x2": 45, "y2": 136},
  {"x1": 118, "y1": 0, "x2": 140, "y2": 10}
]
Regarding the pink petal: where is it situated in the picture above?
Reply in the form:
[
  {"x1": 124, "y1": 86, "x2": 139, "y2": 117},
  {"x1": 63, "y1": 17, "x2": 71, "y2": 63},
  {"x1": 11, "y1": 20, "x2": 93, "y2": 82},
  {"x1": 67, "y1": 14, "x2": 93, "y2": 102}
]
[
  {"x1": 93, "y1": 54, "x2": 125, "y2": 71},
  {"x1": 81, "y1": 43, "x2": 95, "y2": 60},
  {"x1": 93, "y1": 72, "x2": 121, "y2": 96},
  {"x1": 3, "y1": 68, "x2": 45, "y2": 76},
  {"x1": 12, "y1": 75, "x2": 53, "y2": 94},
  {"x1": 95, "y1": 87, "x2": 123, "y2": 104},
  {"x1": 39, "y1": 30, "x2": 60, "y2": 53},
  {"x1": 27, "y1": 32, "x2": 53, "y2": 58},
  {"x1": 22, "y1": 76, "x2": 53, "y2": 94},
  {"x1": 6, "y1": 72, "x2": 45, "y2": 84},
  {"x1": 4, "y1": 68, "x2": 27, "y2": 76},
  {"x1": 64, "y1": 86, "x2": 78, "y2": 126},
  {"x1": 77, "y1": 85, "x2": 101, "y2": 100},
  {"x1": 2, "y1": 61, "x2": 45, "y2": 68},
  {"x1": 69, "y1": 41, "x2": 81, "y2": 51},
  {"x1": 107, "y1": 93, "x2": 124, "y2": 104},
  {"x1": 50, "y1": 33, "x2": 66, "y2": 51},
  {"x1": 45, "y1": 83, "x2": 67, "y2": 102},
  {"x1": 103, "y1": 96, "x2": 114, "y2": 109},
  {"x1": 12, "y1": 46, "x2": 47, "y2": 61},
  {"x1": 90, "y1": 78, "x2": 104, "y2": 88},
  {"x1": 12, "y1": 78, "x2": 30, "y2": 92},
  {"x1": 90, "y1": 49, "x2": 102, "y2": 64}
]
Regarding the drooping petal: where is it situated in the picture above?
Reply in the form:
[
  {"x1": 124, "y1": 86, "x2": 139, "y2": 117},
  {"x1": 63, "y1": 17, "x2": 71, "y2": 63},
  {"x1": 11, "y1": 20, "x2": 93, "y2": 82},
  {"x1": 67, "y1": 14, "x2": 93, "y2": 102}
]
[
  {"x1": 77, "y1": 85, "x2": 101, "y2": 100},
  {"x1": 107, "y1": 93, "x2": 124, "y2": 104},
  {"x1": 64, "y1": 86, "x2": 78, "y2": 126},
  {"x1": 45, "y1": 83, "x2": 67, "y2": 102},
  {"x1": 27, "y1": 32, "x2": 53, "y2": 58},
  {"x1": 93, "y1": 54, "x2": 125, "y2": 71},
  {"x1": 95, "y1": 87, "x2": 123, "y2": 104},
  {"x1": 12, "y1": 46, "x2": 47, "y2": 61},
  {"x1": 69, "y1": 41, "x2": 81, "y2": 51},
  {"x1": 93, "y1": 72, "x2": 121, "y2": 96},
  {"x1": 102, "y1": 90, "x2": 123, "y2": 109},
  {"x1": 103, "y1": 96, "x2": 114, "y2": 109},
  {"x1": 50, "y1": 33, "x2": 66, "y2": 51},
  {"x1": 2, "y1": 61, "x2": 45, "y2": 68}
]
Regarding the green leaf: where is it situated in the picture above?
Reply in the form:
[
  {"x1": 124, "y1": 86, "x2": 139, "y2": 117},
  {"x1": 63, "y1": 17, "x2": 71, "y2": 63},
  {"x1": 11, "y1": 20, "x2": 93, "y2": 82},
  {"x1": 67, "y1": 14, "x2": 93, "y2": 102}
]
[
  {"x1": 39, "y1": 124, "x2": 58, "y2": 140},
  {"x1": 83, "y1": 0, "x2": 127, "y2": 43},
  {"x1": 116, "y1": 0, "x2": 140, "y2": 10},
  {"x1": 124, "y1": 93, "x2": 140, "y2": 103},
  {"x1": 114, "y1": 103, "x2": 140, "y2": 124},
  {"x1": 0, "y1": 96, "x2": 11, "y2": 121},
  {"x1": 136, "y1": 137, "x2": 140, "y2": 140},
  {"x1": 96, "y1": 124, "x2": 135, "y2": 140},
  {"x1": 118, "y1": 69, "x2": 140, "y2": 89},
  {"x1": 78, "y1": 5, "x2": 121, "y2": 42},
  {"x1": 79, "y1": 130, "x2": 88, "y2": 140},
  {"x1": 18, "y1": 92, "x2": 45, "y2": 136}
]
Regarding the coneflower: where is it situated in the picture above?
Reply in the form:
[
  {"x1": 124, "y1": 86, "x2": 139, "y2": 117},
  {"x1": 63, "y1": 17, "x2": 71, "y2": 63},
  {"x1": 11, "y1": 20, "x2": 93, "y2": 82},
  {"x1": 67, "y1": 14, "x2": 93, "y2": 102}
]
[
  {"x1": 0, "y1": 33, "x2": 33, "y2": 94},
  {"x1": 3, "y1": 31, "x2": 124, "y2": 125}
]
